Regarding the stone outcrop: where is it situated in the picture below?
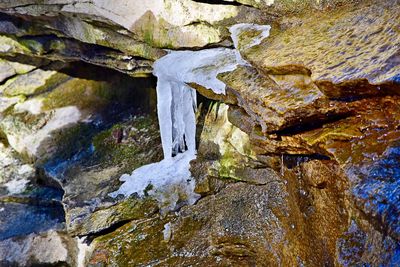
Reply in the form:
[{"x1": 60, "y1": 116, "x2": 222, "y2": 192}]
[{"x1": 0, "y1": 0, "x2": 265, "y2": 49}]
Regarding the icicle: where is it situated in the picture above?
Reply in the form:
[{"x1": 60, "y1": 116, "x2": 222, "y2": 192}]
[
  {"x1": 155, "y1": 78, "x2": 196, "y2": 158},
  {"x1": 152, "y1": 48, "x2": 244, "y2": 157}
]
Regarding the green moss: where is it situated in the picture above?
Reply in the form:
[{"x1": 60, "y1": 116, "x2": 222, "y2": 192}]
[
  {"x1": 3, "y1": 71, "x2": 70, "y2": 97},
  {"x1": 18, "y1": 39, "x2": 45, "y2": 55},
  {"x1": 91, "y1": 115, "x2": 162, "y2": 172},
  {"x1": 217, "y1": 151, "x2": 247, "y2": 182},
  {"x1": 41, "y1": 78, "x2": 112, "y2": 111}
]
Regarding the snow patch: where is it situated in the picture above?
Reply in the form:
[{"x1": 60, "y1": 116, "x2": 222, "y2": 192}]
[
  {"x1": 18, "y1": 164, "x2": 35, "y2": 175},
  {"x1": 14, "y1": 98, "x2": 44, "y2": 115},
  {"x1": 110, "y1": 151, "x2": 199, "y2": 213},
  {"x1": 4, "y1": 178, "x2": 29, "y2": 195},
  {"x1": 163, "y1": 222, "x2": 172, "y2": 241}
]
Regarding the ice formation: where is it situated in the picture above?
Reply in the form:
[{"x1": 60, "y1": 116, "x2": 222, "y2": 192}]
[
  {"x1": 153, "y1": 47, "x2": 246, "y2": 157},
  {"x1": 4, "y1": 178, "x2": 29, "y2": 195},
  {"x1": 229, "y1": 23, "x2": 271, "y2": 64},
  {"x1": 77, "y1": 237, "x2": 91, "y2": 267},
  {"x1": 109, "y1": 151, "x2": 198, "y2": 212},
  {"x1": 110, "y1": 23, "x2": 271, "y2": 212},
  {"x1": 163, "y1": 222, "x2": 172, "y2": 241}
]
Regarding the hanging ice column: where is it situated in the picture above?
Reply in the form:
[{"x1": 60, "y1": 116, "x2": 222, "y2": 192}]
[
  {"x1": 153, "y1": 75, "x2": 197, "y2": 158},
  {"x1": 153, "y1": 48, "x2": 245, "y2": 158},
  {"x1": 110, "y1": 24, "x2": 271, "y2": 212}
]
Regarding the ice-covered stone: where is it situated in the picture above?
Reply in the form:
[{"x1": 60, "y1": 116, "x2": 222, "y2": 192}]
[{"x1": 110, "y1": 151, "x2": 199, "y2": 213}]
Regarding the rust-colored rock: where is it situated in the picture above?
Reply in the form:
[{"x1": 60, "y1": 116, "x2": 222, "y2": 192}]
[
  {"x1": 299, "y1": 96, "x2": 400, "y2": 241},
  {"x1": 219, "y1": 65, "x2": 353, "y2": 133}
]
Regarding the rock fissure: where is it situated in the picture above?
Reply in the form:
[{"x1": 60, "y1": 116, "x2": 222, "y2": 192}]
[{"x1": 0, "y1": 0, "x2": 399, "y2": 266}]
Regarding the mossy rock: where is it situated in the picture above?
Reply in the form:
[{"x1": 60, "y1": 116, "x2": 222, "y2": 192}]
[
  {"x1": 58, "y1": 114, "x2": 163, "y2": 236},
  {"x1": 91, "y1": 115, "x2": 162, "y2": 171},
  {"x1": 2, "y1": 69, "x2": 70, "y2": 97}
]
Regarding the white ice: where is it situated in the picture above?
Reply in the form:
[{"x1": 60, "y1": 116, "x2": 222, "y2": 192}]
[
  {"x1": 4, "y1": 178, "x2": 29, "y2": 195},
  {"x1": 110, "y1": 23, "x2": 271, "y2": 212},
  {"x1": 229, "y1": 23, "x2": 271, "y2": 64},
  {"x1": 109, "y1": 151, "x2": 198, "y2": 213},
  {"x1": 163, "y1": 222, "x2": 172, "y2": 241},
  {"x1": 76, "y1": 237, "x2": 91, "y2": 267}
]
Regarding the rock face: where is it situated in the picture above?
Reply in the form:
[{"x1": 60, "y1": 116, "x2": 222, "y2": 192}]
[
  {"x1": 0, "y1": 0, "x2": 399, "y2": 266},
  {"x1": 58, "y1": 115, "x2": 163, "y2": 236},
  {"x1": 0, "y1": 230, "x2": 78, "y2": 267},
  {"x1": 244, "y1": 0, "x2": 400, "y2": 98},
  {"x1": 0, "y1": 0, "x2": 266, "y2": 77}
]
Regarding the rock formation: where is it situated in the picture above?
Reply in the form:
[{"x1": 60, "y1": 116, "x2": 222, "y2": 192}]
[{"x1": 0, "y1": 0, "x2": 399, "y2": 266}]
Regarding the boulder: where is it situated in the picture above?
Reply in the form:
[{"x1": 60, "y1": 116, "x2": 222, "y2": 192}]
[{"x1": 0, "y1": 230, "x2": 79, "y2": 267}]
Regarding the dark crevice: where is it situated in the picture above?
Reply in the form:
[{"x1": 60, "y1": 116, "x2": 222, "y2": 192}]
[
  {"x1": 315, "y1": 181, "x2": 328, "y2": 189},
  {"x1": 282, "y1": 154, "x2": 331, "y2": 169},
  {"x1": 184, "y1": 20, "x2": 214, "y2": 28},
  {"x1": 0, "y1": 72, "x2": 19, "y2": 86},
  {"x1": 191, "y1": 0, "x2": 243, "y2": 6},
  {"x1": 329, "y1": 92, "x2": 395, "y2": 102},
  {"x1": 83, "y1": 219, "x2": 134, "y2": 244},
  {"x1": 36, "y1": 167, "x2": 65, "y2": 191},
  {"x1": 195, "y1": 93, "x2": 216, "y2": 149},
  {"x1": 0, "y1": 32, "x2": 152, "y2": 76},
  {"x1": 0, "y1": 195, "x2": 62, "y2": 208},
  {"x1": 274, "y1": 112, "x2": 354, "y2": 136}
]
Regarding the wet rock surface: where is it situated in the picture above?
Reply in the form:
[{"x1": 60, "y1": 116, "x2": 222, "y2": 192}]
[
  {"x1": 298, "y1": 96, "x2": 400, "y2": 241},
  {"x1": 0, "y1": 141, "x2": 65, "y2": 241},
  {"x1": 245, "y1": 0, "x2": 400, "y2": 98},
  {"x1": 88, "y1": 182, "x2": 289, "y2": 266},
  {"x1": 53, "y1": 115, "x2": 163, "y2": 236},
  {"x1": 0, "y1": 0, "x2": 399, "y2": 266},
  {"x1": 219, "y1": 65, "x2": 353, "y2": 132}
]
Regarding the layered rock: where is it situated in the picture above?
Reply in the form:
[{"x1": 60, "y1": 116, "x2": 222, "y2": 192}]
[
  {"x1": 0, "y1": 0, "x2": 399, "y2": 266},
  {"x1": 243, "y1": 0, "x2": 400, "y2": 98},
  {"x1": 0, "y1": 230, "x2": 79, "y2": 267},
  {"x1": 0, "y1": 59, "x2": 153, "y2": 162},
  {"x1": 0, "y1": 0, "x2": 265, "y2": 49}
]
